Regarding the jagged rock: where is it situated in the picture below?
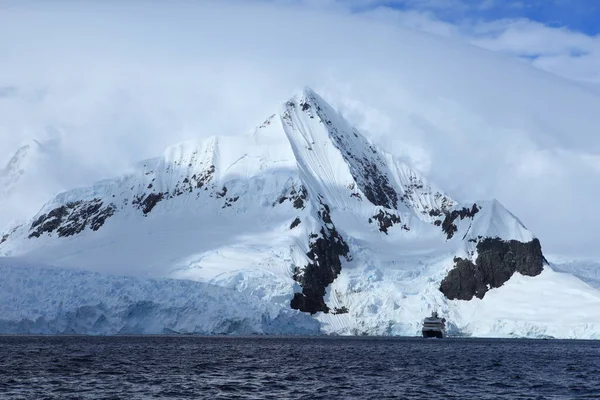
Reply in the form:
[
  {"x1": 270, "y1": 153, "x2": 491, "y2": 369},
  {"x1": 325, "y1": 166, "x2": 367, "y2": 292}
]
[
  {"x1": 441, "y1": 204, "x2": 480, "y2": 239},
  {"x1": 293, "y1": 188, "x2": 307, "y2": 209},
  {"x1": 332, "y1": 306, "x2": 349, "y2": 315},
  {"x1": 29, "y1": 200, "x2": 116, "y2": 238},
  {"x1": 304, "y1": 91, "x2": 398, "y2": 209},
  {"x1": 291, "y1": 201, "x2": 351, "y2": 314},
  {"x1": 88, "y1": 205, "x2": 116, "y2": 231},
  {"x1": 133, "y1": 192, "x2": 164, "y2": 215},
  {"x1": 370, "y1": 210, "x2": 401, "y2": 234},
  {"x1": 274, "y1": 185, "x2": 308, "y2": 209},
  {"x1": 216, "y1": 186, "x2": 228, "y2": 199},
  {"x1": 318, "y1": 200, "x2": 333, "y2": 225},
  {"x1": 439, "y1": 237, "x2": 547, "y2": 300},
  {"x1": 190, "y1": 165, "x2": 215, "y2": 190},
  {"x1": 290, "y1": 217, "x2": 301, "y2": 229},
  {"x1": 222, "y1": 196, "x2": 240, "y2": 208}
]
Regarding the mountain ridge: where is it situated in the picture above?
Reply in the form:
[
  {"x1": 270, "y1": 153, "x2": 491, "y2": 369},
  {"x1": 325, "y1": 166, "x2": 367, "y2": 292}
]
[{"x1": 1, "y1": 87, "x2": 593, "y2": 337}]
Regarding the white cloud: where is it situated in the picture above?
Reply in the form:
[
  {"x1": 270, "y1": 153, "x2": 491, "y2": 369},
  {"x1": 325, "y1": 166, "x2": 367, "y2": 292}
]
[
  {"x1": 321, "y1": 1, "x2": 600, "y2": 87},
  {"x1": 0, "y1": 0, "x2": 599, "y2": 258}
]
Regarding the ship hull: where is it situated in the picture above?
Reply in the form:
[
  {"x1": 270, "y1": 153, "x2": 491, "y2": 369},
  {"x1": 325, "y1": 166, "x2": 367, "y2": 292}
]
[{"x1": 422, "y1": 330, "x2": 444, "y2": 338}]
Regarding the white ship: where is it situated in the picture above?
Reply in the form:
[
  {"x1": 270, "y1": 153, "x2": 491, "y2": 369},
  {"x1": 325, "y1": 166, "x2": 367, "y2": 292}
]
[{"x1": 422, "y1": 311, "x2": 446, "y2": 338}]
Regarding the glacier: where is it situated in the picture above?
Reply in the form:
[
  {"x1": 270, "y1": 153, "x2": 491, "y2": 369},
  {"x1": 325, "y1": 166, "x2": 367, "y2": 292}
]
[
  {"x1": 0, "y1": 258, "x2": 319, "y2": 335},
  {"x1": 1, "y1": 88, "x2": 600, "y2": 338}
]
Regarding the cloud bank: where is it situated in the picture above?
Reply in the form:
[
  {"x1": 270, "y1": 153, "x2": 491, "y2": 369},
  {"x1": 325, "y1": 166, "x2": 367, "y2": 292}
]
[{"x1": 1, "y1": 0, "x2": 599, "y2": 258}]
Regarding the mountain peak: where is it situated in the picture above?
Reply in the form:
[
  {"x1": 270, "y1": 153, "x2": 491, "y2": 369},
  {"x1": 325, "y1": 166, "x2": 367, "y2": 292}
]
[{"x1": 0, "y1": 89, "x2": 549, "y2": 334}]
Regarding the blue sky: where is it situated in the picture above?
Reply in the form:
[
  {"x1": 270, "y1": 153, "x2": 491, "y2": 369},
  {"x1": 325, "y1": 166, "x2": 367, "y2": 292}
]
[
  {"x1": 356, "y1": 0, "x2": 600, "y2": 35},
  {"x1": 318, "y1": 0, "x2": 599, "y2": 86}
]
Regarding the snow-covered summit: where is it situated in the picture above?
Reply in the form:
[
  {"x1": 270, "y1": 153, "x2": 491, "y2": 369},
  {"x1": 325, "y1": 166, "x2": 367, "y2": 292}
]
[
  {"x1": 2, "y1": 88, "x2": 598, "y2": 338},
  {"x1": 0, "y1": 127, "x2": 69, "y2": 231}
]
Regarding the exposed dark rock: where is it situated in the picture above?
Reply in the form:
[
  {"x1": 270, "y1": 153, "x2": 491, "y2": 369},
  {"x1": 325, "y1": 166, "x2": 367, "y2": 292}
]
[
  {"x1": 133, "y1": 192, "x2": 164, "y2": 215},
  {"x1": 258, "y1": 115, "x2": 276, "y2": 128},
  {"x1": 28, "y1": 200, "x2": 117, "y2": 238},
  {"x1": 1, "y1": 234, "x2": 8, "y2": 244},
  {"x1": 291, "y1": 200, "x2": 351, "y2": 314},
  {"x1": 441, "y1": 204, "x2": 480, "y2": 239},
  {"x1": 346, "y1": 157, "x2": 397, "y2": 209},
  {"x1": 370, "y1": 210, "x2": 401, "y2": 234},
  {"x1": 29, "y1": 205, "x2": 70, "y2": 238},
  {"x1": 290, "y1": 217, "x2": 301, "y2": 230},
  {"x1": 89, "y1": 205, "x2": 116, "y2": 231},
  {"x1": 305, "y1": 91, "x2": 398, "y2": 210},
  {"x1": 318, "y1": 201, "x2": 333, "y2": 225},
  {"x1": 216, "y1": 187, "x2": 228, "y2": 199},
  {"x1": 293, "y1": 187, "x2": 308, "y2": 209},
  {"x1": 189, "y1": 165, "x2": 215, "y2": 191},
  {"x1": 439, "y1": 238, "x2": 547, "y2": 300},
  {"x1": 400, "y1": 177, "x2": 455, "y2": 218},
  {"x1": 56, "y1": 201, "x2": 101, "y2": 237},
  {"x1": 282, "y1": 109, "x2": 294, "y2": 128},
  {"x1": 222, "y1": 196, "x2": 240, "y2": 209},
  {"x1": 399, "y1": 176, "x2": 424, "y2": 205},
  {"x1": 332, "y1": 306, "x2": 349, "y2": 315},
  {"x1": 274, "y1": 185, "x2": 308, "y2": 209},
  {"x1": 133, "y1": 164, "x2": 217, "y2": 211}
]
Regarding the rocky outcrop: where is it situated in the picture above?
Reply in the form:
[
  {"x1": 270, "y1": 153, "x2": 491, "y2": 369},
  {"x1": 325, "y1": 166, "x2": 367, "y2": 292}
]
[
  {"x1": 369, "y1": 210, "x2": 406, "y2": 234},
  {"x1": 439, "y1": 237, "x2": 547, "y2": 300},
  {"x1": 440, "y1": 204, "x2": 480, "y2": 239},
  {"x1": 133, "y1": 192, "x2": 164, "y2": 215},
  {"x1": 291, "y1": 199, "x2": 351, "y2": 314},
  {"x1": 290, "y1": 217, "x2": 301, "y2": 229},
  {"x1": 29, "y1": 199, "x2": 116, "y2": 239},
  {"x1": 274, "y1": 185, "x2": 308, "y2": 209},
  {"x1": 400, "y1": 175, "x2": 455, "y2": 218},
  {"x1": 300, "y1": 91, "x2": 399, "y2": 210},
  {"x1": 222, "y1": 196, "x2": 239, "y2": 209}
]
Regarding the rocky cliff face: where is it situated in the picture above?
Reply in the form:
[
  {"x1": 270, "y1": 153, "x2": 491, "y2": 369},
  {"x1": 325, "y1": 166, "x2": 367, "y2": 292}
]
[
  {"x1": 440, "y1": 238, "x2": 547, "y2": 300},
  {"x1": 290, "y1": 199, "x2": 351, "y2": 314}
]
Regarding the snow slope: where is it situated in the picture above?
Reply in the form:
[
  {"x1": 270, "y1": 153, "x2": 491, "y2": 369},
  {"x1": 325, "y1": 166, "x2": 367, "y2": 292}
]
[
  {"x1": 1, "y1": 88, "x2": 599, "y2": 338},
  {"x1": 318, "y1": 262, "x2": 600, "y2": 339},
  {"x1": 450, "y1": 268, "x2": 600, "y2": 339},
  {"x1": 547, "y1": 255, "x2": 600, "y2": 290},
  {"x1": 0, "y1": 258, "x2": 319, "y2": 335}
]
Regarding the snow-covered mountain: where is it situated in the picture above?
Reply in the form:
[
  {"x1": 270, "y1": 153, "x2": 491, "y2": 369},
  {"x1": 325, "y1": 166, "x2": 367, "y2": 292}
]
[
  {"x1": 0, "y1": 127, "x2": 70, "y2": 231},
  {"x1": 2, "y1": 88, "x2": 599, "y2": 338}
]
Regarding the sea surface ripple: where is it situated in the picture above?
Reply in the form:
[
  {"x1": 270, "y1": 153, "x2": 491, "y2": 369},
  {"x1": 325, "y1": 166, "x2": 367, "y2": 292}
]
[{"x1": 0, "y1": 336, "x2": 599, "y2": 399}]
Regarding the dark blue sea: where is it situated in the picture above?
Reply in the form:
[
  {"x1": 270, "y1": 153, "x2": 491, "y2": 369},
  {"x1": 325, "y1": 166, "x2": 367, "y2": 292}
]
[{"x1": 0, "y1": 336, "x2": 599, "y2": 399}]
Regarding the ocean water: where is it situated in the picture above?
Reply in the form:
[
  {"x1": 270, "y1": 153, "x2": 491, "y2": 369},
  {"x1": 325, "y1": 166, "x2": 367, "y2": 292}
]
[{"x1": 0, "y1": 336, "x2": 599, "y2": 399}]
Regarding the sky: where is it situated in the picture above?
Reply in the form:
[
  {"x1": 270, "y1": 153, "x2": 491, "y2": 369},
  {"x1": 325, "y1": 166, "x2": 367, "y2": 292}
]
[
  {"x1": 328, "y1": 0, "x2": 600, "y2": 86},
  {"x1": 0, "y1": 0, "x2": 599, "y2": 258},
  {"x1": 363, "y1": 0, "x2": 600, "y2": 34}
]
